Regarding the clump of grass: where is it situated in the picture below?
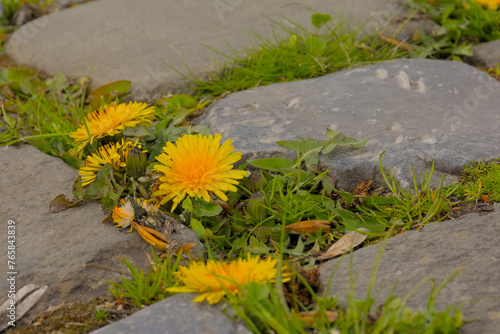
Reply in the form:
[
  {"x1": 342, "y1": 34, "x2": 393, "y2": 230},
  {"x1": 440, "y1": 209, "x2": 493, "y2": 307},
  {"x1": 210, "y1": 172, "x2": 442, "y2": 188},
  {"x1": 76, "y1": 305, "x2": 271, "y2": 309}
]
[
  {"x1": 449, "y1": 160, "x2": 500, "y2": 202},
  {"x1": 174, "y1": 13, "x2": 412, "y2": 98},
  {"x1": 404, "y1": 0, "x2": 500, "y2": 60},
  {"x1": 108, "y1": 249, "x2": 182, "y2": 308},
  {"x1": 93, "y1": 309, "x2": 109, "y2": 321},
  {"x1": 353, "y1": 151, "x2": 456, "y2": 231},
  {"x1": 110, "y1": 234, "x2": 463, "y2": 333}
]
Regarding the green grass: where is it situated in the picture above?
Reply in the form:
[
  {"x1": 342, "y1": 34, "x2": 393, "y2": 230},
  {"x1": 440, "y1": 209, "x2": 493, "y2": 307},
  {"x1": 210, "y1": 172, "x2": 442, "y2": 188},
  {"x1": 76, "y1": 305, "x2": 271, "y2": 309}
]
[
  {"x1": 111, "y1": 232, "x2": 463, "y2": 333},
  {"x1": 449, "y1": 160, "x2": 500, "y2": 202},
  {"x1": 403, "y1": 0, "x2": 500, "y2": 60},
  {"x1": 173, "y1": 13, "x2": 413, "y2": 98},
  {"x1": 2, "y1": 4, "x2": 499, "y2": 332}
]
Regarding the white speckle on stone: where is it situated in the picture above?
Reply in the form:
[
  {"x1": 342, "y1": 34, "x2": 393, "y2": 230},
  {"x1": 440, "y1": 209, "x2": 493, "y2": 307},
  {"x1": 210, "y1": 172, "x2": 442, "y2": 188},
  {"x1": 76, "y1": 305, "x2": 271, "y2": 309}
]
[
  {"x1": 388, "y1": 122, "x2": 404, "y2": 132},
  {"x1": 421, "y1": 135, "x2": 437, "y2": 144},
  {"x1": 344, "y1": 67, "x2": 368, "y2": 76},
  {"x1": 453, "y1": 87, "x2": 459, "y2": 94},
  {"x1": 438, "y1": 83, "x2": 444, "y2": 87},
  {"x1": 412, "y1": 78, "x2": 427, "y2": 93},
  {"x1": 395, "y1": 134, "x2": 404, "y2": 144},
  {"x1": 328, "y1": 122, "x2": 339, "y2": 131},
  {"x1": 284, "y1": 97, "x2": 300, "y2": 108},
  {"x1": 374, "y1": 69, "x2": 388, "y2": 79},
  {"x1": 331, "y1": 107, "x2": 341, "y2": 112},
  {"x1": 393, "y1": 71, "x2": 411, "y2": 90},
  {"x1": 322, "y1": 91, "x2": 330, "y2": 96}
]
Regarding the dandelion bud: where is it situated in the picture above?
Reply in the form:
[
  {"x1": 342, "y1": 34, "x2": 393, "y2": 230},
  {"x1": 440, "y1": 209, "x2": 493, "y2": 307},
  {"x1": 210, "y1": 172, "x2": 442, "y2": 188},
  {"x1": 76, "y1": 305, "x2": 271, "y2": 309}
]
[
  {"x1": 247, "y1": 191, "x2": 267, "y2": 222},
  {"x1": 126, "y1": 147, "x2": 148, "y2": 179},
  {"x1": 247, "y1": 171, "x2": 268, "y2": 193}
]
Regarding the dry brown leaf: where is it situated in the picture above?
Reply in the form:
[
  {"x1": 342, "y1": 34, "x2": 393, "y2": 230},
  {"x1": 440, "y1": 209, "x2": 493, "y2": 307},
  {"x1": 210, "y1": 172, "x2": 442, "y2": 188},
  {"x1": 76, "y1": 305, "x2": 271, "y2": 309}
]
[
  {"x1": 318, "y1": 228, "x2": 369, "y2": 260},
  {"x1": 0, "y1": 285, "x2": 48, "y2": 331},
  {"x1": 215, "y1": 199, "x2": 232, "y2": 215},
  {"x1": 298, "y1": 310, "x2": 339, "y2": 326},
  {"x1": 286, "y1": 220, "x2": 332, "y2": 234},
  {"x1": 176, "y1": 243, "x2": 196, "y2": 254},
  {"x1": 378, "y1": 33, "x2": 414, "y2": 51}
]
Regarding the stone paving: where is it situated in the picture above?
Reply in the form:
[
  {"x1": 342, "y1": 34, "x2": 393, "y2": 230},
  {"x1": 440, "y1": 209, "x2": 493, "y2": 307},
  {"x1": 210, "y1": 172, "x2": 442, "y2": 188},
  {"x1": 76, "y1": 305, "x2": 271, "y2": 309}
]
[
  {"x1": 4, "y1": 0, "x2": 397, "y2": 100},
  {"x1": 196, "y1": 58, "x2": 500, "y2": 191},
  {"x1": 318, "y1": 207, "x2": 500, "y2": 334},
  {"x1": 1, "y1": 0, "x2": 500, "y2": 333}
]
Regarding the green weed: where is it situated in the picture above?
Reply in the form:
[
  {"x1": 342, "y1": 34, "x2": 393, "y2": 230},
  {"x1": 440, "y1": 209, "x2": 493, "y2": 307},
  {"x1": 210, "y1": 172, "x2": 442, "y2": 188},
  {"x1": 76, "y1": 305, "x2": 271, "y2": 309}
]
[
  {"x1": 93, "y1": 309, "x2": 109, "y2": 321},
  {"x1": 173, "y1": 13, "x2": 411, "y2": 98},
  {"x1": 108, "y1": 248, "x2": 182, "y2": 308},
  {"x1": 353, "y1": 151, "x2": 456, "y2": 230},
  {"x1": 405, "y1": 0, "x2": 500, "y2": 60},
  {"x1": 450, "y1": 160, "x2": 500, "y2": 201}
]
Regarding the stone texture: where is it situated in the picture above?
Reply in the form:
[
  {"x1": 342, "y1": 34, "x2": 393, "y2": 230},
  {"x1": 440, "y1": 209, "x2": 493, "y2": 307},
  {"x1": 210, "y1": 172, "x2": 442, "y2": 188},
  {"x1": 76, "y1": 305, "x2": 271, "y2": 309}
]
[
  {"x1": 318, "y1": 206, "x2": 500, "y2": 333},
  {"x1": 195, "y1": 58, "x2": 500, "y2": 191},
  {"x1": 470, "y1": 40, "x2": 500, "y2": 69},
  {"x1": 92, "y1": 293, "x2": 251, "y2": 334},
  {"x1": 0, "y1": 145, "x2": 199, "y2": 325},
  {"x1": 4, "y1": 0, "x2": 398, "y2": 101}
]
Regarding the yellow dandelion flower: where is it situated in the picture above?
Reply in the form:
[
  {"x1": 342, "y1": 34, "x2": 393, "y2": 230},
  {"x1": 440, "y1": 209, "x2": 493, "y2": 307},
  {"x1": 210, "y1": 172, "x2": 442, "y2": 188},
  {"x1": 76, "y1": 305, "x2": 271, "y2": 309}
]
[
  {"x1": 153, "y1": 133, "x2": 247, "y2": 211},
  {"x1": 69, "y1": 102, "x2": 155, "y2": 157},
  {"x1": 474, "y1": 0, "x2": 500, "y2": 9},
  {"x1": 78, "y1": 141, "x2": 126, "y2": 187},
  {"x1": 112, "y1": 197, "x2": 158, "y2": 229},
  {"x1": 167, "y1": 256, "x2": 291, "y2": 304}
]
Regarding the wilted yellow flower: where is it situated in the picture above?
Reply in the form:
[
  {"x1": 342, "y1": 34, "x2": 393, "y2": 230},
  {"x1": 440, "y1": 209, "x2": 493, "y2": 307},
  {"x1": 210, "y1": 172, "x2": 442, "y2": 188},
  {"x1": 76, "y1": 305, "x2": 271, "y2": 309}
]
[
  {"x1": 78, "y1": 141, "x2": 126, "y2": 187},
  {"x1": 112, "y1": 197, "x2": 158, "y2": 229},
  {"x1": 167, "y1": 256, "x2": 291, "y2": 304},
  {"x1": 474, "y1": 0, "x2": 500, "y2": 9},
  {"x1": 69, "y1": 102, "x2": 155, "y2": 157},
  {"x1": 153, "y1": 133, "x2": 247, "y2": 211}
]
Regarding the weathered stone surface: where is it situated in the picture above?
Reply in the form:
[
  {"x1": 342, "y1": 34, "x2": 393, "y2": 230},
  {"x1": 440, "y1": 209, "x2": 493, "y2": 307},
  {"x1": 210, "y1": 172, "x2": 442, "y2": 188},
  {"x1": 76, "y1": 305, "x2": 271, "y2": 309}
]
[
  {"x1": 471, "y1": 40, "x2": 500, "y2": 69},
  {"x1": 318, "y1": 207, "x2": 500, "y2": 333},
  {"x1": 4, "y1": 0, "x2": 398, "y2": 101},
  {"x1": 92, "y1": 293, "x2": 251, "y2": 334},
  {"x1": 0, "y1": 145, "x2": 199, "y2": 325},
  {"x1": 196, "y1": 58, "x2": 500, "y2": 191}
]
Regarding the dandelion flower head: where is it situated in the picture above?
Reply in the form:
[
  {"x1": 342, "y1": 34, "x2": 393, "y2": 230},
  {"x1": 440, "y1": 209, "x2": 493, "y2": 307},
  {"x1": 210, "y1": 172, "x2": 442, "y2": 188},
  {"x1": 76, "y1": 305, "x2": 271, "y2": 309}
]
[
  {"x1": 475, "y1": 0, "x2": 500, "y2": 9},
  {"x1": 69, "y1": 102, "x2": 155, "y2": 157},
  {"x1": 78, "y1": 141, "x2": 126, "y2": 187},
  {"x1": 167, "y1": 256, "x2": 291, "y2": 304},
  {"x1": 153, "y1": 133, "x2": 247, "y2": 211}
]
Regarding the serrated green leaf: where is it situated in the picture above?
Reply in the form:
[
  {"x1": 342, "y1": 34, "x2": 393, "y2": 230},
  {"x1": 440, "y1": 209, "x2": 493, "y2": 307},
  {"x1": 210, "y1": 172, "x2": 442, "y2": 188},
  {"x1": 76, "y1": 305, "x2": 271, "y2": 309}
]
[
  {"x1": 190, "y1": 218, "x2": 206, "y2": 240},
  {"x1": 88, "y1": 80, "x2": 131, "y2": 109},
  {"x1": 84, "y1": 163, "x2": 113, "y2": 198},
  {"x1": 322, "y1": 143, "x2": 337, "y2": 155},
  {"x1": 248, "y1": 158, "x2": 295, "y2": 171},
  {"x1": 311, "y1": 13, "x2": 332, "y2": 28},
  {"x1": 277, "y1": 137, "x2": 327, "y2": 153},
  {"x1": 245, "y1": 235, "x2": 271, "y2": 254},
  {"x1": 193, "y1": 197, "x2": 223, "y2": 217},
  {"x1": 182, "y1": 197, "x2": 193, "y2": 212}
]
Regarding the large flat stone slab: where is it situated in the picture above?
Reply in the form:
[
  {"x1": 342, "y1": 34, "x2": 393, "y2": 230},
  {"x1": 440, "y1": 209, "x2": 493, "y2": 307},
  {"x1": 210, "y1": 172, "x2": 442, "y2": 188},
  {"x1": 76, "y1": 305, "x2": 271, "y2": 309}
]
[
  {"x1": 195, "y1": 58, "x2": 500, "y2": 190},
  {"x1": 318, "y1": 207, "x2": 500, "y2": 334},
  {"x1": 471, "y1": 40, "x2": 500, "y2": 69},
  {"x1": 92, "y1": 293, "x2": 250, "y2": 334},
  {"x1": 4, "y1": 0, "x2": 398, "y2": 100},
  {"x1": 0, "y1": 145, "x2": 154, "y2": 324}
]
